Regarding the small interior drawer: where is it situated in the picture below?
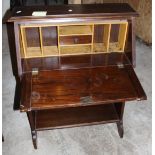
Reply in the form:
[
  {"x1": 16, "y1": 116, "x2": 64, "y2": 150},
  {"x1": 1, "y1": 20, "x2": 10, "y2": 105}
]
[{"x1": 59, "y1": 35, "x2": 92, "y2": 46}]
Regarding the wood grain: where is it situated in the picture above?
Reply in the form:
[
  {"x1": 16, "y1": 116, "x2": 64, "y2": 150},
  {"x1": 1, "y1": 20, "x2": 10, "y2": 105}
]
[
  {"x1": 21, "y1": 53, "x2": 130, "y2": 72},
  {"x1": 20, "y1": 64, "x2": 146, "y2": 111},
  {"x1": 7, "y1": 4, "x2": 138, "y2": 22}
]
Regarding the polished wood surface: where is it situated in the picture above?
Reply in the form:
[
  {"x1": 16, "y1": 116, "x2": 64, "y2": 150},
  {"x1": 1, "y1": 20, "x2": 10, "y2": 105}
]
[
  {"x1": 20, "y1": 62, "x2": 146, "y2": 112},
  {"x1": 22, "y1": 53, "x2": 130, "y2": 72},
  {"x1": 8, "y1": 3, "x2": 138, "y2": 22}
]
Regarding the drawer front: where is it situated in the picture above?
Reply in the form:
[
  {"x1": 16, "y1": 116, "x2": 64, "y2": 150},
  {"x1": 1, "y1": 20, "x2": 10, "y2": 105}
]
[{"x1": 59, "y1": 35, "x2": 92, "y2": 45}]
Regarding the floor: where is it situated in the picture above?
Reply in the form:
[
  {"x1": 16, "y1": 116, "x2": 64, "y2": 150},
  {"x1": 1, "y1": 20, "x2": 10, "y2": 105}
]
[{"x1": 2, "y1": 24, "x2": 152, "y2": 155}]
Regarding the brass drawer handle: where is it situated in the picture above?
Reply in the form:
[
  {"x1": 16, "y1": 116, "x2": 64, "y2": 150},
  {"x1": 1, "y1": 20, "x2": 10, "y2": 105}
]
[{"x1": 74, "y1": 37, "x2": 79, "y2": 44}]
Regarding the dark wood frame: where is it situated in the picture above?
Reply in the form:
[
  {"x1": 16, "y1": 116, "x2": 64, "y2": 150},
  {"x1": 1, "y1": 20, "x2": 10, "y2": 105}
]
[{"x1": 10, "y1": 0, "x2": 68, "y2": 9}]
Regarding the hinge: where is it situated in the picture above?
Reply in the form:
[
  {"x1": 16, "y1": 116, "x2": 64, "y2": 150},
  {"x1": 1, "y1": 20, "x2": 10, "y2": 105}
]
[
  {"x1": 80, "y1": 96, "x2": 93, "y2": 105},
  {"x1": 117, "y1": 62, "x2": 124, "y2": 69},
  {"x1": 32, "y1": 68, "x2": 39, "y2": 76}
]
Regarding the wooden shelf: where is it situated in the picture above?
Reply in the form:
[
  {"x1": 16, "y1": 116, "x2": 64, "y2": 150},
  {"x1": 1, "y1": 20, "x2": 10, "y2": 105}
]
[
  {"x1": 109, "y1": 42, "x2": 122, "y2": 52},
  {"x1": 60, "y1": 45, "x2": 91, "y2": 55},
  {"x1": 60, "y1": 43, "x2": 92, "y2": 47},
  {"x1": 26, "y1": 47, "x2": 42, "y2": 57},
  {"x1": 25, "y1": 46, "x2": 59, "y2": 58},
  {"x1": 93, "y1": 43, "x2": 107, "y2": 53},
  {"x1": 36, "y1": 104, "x2": 119, "y2": 130},
  {"x1": 59, "y1": 25, "x2": 93, "y2": 36},
  {"x1": 43, "y1": 46, "x2": 59, "y2": 56}
]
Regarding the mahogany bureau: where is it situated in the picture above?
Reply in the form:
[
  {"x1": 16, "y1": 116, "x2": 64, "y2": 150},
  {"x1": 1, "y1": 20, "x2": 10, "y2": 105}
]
[{"x1": 6, "y1": 3, "x2": 146, "y2": 149}]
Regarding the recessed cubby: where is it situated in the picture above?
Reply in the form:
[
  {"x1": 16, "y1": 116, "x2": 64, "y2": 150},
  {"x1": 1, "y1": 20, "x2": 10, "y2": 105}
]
[
  {"x1": 93, "y1": 24, "x2": 111, "y2": 53},
  {"x1": 19, "y1": 21, "x2": 128, "y2": 58},
  {"x1": 109, "y1": 23, "x2": 128, "y2": 52},
  {"x1": 20, "y1": 27, "x2": 42, "y2": 58},
  {"x1": 20, "y1": 26, "x2": 59, "y2": 58},
  {"x1": 41, "y1": 26, "x2": 58, "y2": 56}
]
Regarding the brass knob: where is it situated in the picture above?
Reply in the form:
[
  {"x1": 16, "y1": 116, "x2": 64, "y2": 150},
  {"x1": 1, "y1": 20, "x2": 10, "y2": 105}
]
[{"x1": 74, "y1": 37, "x2": 79, "y2": 44}]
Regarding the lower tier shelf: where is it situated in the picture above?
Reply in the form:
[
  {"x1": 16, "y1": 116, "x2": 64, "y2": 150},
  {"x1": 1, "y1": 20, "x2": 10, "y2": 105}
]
[
  {"x1": 22, "y1": 43, "x2": 124, "y2": 58},
  {"x1": 36, "y1": 104, "x2": 119, "y2": 131}
]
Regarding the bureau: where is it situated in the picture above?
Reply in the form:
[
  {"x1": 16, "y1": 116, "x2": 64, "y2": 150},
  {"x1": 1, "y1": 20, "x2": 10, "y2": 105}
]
[{"x1": 6, "y1": 3, "x2": 146, "y2": 149}]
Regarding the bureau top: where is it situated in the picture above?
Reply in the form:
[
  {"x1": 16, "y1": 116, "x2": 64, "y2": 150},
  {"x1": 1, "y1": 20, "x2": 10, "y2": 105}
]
[{"x1": 7, "y1": 3, "x2": 138, "y2": 22}]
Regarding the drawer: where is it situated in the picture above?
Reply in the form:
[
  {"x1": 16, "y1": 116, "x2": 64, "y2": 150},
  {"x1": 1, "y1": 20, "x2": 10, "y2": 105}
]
[{"x1": 59, "y1": 35, "x2": 92, "y2": 45}]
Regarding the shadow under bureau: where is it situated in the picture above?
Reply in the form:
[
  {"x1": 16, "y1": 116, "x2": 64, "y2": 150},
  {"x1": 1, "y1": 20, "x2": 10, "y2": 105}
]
[{"x1": 6, "y1": 3, "x2": 146, "y2": 149}]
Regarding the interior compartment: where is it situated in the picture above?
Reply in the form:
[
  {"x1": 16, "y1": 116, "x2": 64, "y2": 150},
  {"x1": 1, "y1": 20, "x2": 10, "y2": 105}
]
[
  {"x1": 19, "y1": 22, "x2": 128, "y2": 59},
  {"x1": 93, "y1": 24, "x2": 111, "y2": 53},
  {"x1": 42, "y1": 26, "x2": 58, "y2": 56},
  {"x1": 59, "y1": 25, "x2": 93, "y2": 36},
  {"x1": 58, "y1": 25, "x2": 93, "y2": 55},
  {"x1": 109, "y1": 23, "x2": 128, "y2": 52},
  {"x1": 20, "y1": 27, "x2": 42, "y2": 58},
  {"x1": 20, "y1": 26, "x2": 59, "y2": 58}
]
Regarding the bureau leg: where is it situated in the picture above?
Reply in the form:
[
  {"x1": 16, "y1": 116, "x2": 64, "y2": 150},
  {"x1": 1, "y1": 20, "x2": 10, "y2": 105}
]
[
  {"x1": 31, "y1": 130, "x2": 37, "y2": 149},
  {"x1": 27, "y1": 111, "x2": 37, "y2": 149},
  {"x1": 114, "y1": 102, "x2": 125, "y2": 138},
  {"x1": 117, "y1": 120, "x2": 124, "y2": 138},
  {"x1": 13, "y1": 77, "x2": 21, "y2": 110}
]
